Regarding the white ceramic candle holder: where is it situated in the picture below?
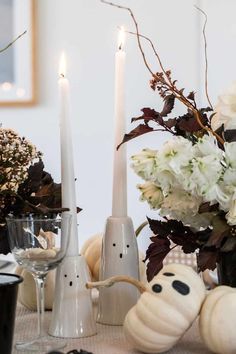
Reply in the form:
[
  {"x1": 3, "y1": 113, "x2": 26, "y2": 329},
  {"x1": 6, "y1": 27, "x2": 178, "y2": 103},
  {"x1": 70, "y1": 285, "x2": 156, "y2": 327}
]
[
  {"x1": 97, "y1": 216, "x2": 140, "y2": 325},
  {"x1": 49, "y1": 255, "x2": 97, "y2": 338}
]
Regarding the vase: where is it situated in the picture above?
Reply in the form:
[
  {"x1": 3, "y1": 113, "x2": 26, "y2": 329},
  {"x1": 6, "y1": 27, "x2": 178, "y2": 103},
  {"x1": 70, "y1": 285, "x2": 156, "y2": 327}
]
[
  {"x1": 217, "y1": 251, "x2": 236, "y2": 287},
  {"x1": 0, "y1": 226, "x2": 10, "y2": 255}
]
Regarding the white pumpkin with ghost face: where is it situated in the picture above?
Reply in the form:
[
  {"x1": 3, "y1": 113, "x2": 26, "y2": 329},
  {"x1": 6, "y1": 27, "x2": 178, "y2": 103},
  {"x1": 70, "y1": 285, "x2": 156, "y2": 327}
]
[{"x1": 124, "y1": 263, "x2": 206, "y2": 353}]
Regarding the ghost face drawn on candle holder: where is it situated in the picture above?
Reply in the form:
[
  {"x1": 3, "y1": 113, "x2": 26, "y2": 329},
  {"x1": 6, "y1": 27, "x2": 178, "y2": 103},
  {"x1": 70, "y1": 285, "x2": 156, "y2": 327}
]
[
  {"x1": 112, "y1": 242, "x2": 131, "y2": 260},
  {"x1": 97, "y1": 216, "x2": 140, "y2": 325},
  {"x1": 101, "y1": 222, "x2": 139, "y2": 277},
  {"x1": 49, "y1": 256, "x2": 97, "y2": 338},
  {"x1": 63, "y1": 272, "x2": 80, "y2": 288}
]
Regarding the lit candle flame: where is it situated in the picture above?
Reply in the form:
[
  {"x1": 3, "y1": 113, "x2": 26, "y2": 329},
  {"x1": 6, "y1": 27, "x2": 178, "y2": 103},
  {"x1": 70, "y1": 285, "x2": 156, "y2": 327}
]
[
  {"x1": 59, "y1": 52, "x2": 66, "y2": 78},
  {"x1": 118, "y1": 26, "x2": 125, "y2": 51}
]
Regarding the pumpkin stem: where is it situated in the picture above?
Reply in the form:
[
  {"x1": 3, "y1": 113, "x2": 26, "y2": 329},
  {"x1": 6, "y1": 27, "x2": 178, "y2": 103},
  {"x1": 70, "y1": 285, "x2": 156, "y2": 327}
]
[{"x1": 86, "y1": 275, "x2": 147, "y2": 293}]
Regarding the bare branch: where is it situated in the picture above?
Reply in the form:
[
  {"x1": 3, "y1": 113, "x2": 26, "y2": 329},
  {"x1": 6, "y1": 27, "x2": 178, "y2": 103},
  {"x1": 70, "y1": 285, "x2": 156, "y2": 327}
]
[
  {"x1": 0, "y1": 31, "x2": 27, "y2": 54},
  {"x1": 101, "y1": 1, "x2": 224, "y2": 145},
  {"x1": 195, "y1": 6, "x2": 213, "y2": 109},
  {"x1": 101, "y1": 0, "x2": 154, "y2": 76},
  {"x1": 123, "y1": 31, "x2": 223, "y2": 142},
  {"x1": 122, "y1": 28, "x2": 173, "y2": 86}
]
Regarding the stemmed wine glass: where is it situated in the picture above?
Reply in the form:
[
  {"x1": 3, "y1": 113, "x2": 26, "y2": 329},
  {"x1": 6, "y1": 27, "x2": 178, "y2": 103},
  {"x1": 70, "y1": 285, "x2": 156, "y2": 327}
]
[{"x1": 6, "y1": 212, "x2": 71, "y2": 352}]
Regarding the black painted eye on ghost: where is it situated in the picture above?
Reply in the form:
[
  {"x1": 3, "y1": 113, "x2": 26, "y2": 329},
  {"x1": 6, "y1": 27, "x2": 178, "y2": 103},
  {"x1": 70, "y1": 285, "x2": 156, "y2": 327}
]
[
  {"x1": 163, "y1": 272, "x2": 175, "y2": 277},
  {"x1": 127, "y1": 245, "x2": 130, "y2": 248},
  {"x1": 113, "y1": 243, "x2": 116, "y2": 247},
  {"x1": 172, "y1": 280, "x2": 190, "y2": 295},
  {"x1": 152, "y1": 284, "x2": 162, "y2": 293},
  {"x1": 64, "y1": 274, "x2": 67, "y2": 278}
]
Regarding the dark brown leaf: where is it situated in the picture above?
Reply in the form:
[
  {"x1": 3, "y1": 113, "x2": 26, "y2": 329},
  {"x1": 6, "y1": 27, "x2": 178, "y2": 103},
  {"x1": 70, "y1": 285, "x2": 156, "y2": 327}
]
[
  {"x1": 147, "y1": 218, "x2": 199, "y2": 254},
  {"x1": 165, "y1": 118, "x2": 177, "y2": 128},
  {"x1": 145, "y1": 237, "x2": 171, "y2": 281},
  {"x1": 176, "y1": 111, "x2": 208, "y2": 133},
  {"x1": 117, "y1": 124, "x2": 154, "y2": 150},
  {"x1": 147, "y1": 217, "x2": 170, "y2": 237},
  {"x1": 197, "y1": 248, "x2": 218, "y2": 271},
  {"x1": 187, "y1": 91, "x2": 195, "y2": 101},
  {"x1": 224, "y1": 129, "x2": 236, "y2": 143},
  {"x1": 198, "y1": 202, "x2": 219, "y2": 214},
  {"x1": 131, "y1": 108, "x2": 159, "y2": 123},
  {"x1": 18, "y1": 161, "x2": 46, "y2": 197},
  {"x1": 160, "y1": 94, "x2": 175, "y2": 117}
]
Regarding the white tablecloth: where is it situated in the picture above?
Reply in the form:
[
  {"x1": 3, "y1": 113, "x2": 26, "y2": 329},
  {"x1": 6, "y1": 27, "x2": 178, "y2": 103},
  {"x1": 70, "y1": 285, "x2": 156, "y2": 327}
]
[{"x1": 13, "y1": 305, "x2": 212, "y2": 354}]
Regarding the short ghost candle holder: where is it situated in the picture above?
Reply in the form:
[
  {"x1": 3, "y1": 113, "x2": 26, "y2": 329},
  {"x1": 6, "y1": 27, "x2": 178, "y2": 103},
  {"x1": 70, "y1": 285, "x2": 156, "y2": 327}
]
[
  {"x1": 97, "y1": 216, "x2": 140, "y2": 325},
  {"x1": 49, "y1": 254, "x2": 97, "y2": 338}
]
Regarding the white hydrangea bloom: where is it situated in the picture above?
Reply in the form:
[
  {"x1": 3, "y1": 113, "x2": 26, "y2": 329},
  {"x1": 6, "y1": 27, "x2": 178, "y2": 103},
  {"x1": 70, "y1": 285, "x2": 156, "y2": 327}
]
[
  {"x1": 222, "y1": 167, "x2": 236, "y2": 188},
  {"x1": 193, "y1": 133, "x2": 223, "y2": 159},
  {"x1": 226, "y1": 190, "x2": 236, "y2": 225},
  {"x1": 157, "y1": 136, "x2": 194, "y2": 175},
  {"x1": 159, "y1": 189, "x2": 212, "y2": 229},
  {"x1": 180, "y1": 213, "x2": 214, "y2": 230},
  {"x1": 187, "y1": 155, "x2": 223, "y2": 201},
  {"x1": 160, "y1": 189, "x2": 201, "y2": 218},
  {"x1": 211, "y1": 81, "x2": 236, "y2": 131},
  {"x1": 154, "y1": 169, "x2": 178, "y2": 194},
  {"x1": 137, "y1": 182, "x2": 164, "y2": 209},
  {"x1": 224, "y1": 142, "x2": 236, "y2": 169},
  {"x1": 207, "y1": 184, "x2": 231, "y2": 211},
  {"x1": 131, "y1": 148, "x2": 158, "y2": 181},
  {"x1": 131, "y1": 132, "x2": 236, "y2": 229}
]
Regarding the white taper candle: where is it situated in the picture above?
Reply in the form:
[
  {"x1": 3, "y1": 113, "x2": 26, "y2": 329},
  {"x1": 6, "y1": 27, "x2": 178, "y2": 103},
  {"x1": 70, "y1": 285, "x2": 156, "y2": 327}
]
[
  {"x1": 59, "y1": 52, "x2": 79, "y2": 256},
  {"x1": 112, "y1": 27, "x2": 127, "y2": 217}
]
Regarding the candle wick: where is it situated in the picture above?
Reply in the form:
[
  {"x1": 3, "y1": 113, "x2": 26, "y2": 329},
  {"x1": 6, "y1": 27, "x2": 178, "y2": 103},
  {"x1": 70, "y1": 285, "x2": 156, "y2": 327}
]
[
  {"x1": 118, "y1": 44, "x2": 122, "y2": 51},
  {"x1": 60, "y1": 73, "x2": 65, "y2": 78}
]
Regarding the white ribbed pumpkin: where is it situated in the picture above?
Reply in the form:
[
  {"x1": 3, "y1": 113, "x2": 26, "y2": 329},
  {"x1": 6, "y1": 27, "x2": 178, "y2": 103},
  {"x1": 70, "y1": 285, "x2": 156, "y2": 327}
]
[
  {"x1": 15, "y1": 267, "x2": 55, "y2": 310},
  {"x1": 80, "y1": 233, "x2": 102, "y2": 280},
  {"x1": 199, "y1": 285, "x2": 236, "y2": 354},
  {"x1": 81, "y1": 233, "x2": 146, "y2": 282},
  {"x1": 124, "y1": 263, "x2": 205, "y2": 353}
]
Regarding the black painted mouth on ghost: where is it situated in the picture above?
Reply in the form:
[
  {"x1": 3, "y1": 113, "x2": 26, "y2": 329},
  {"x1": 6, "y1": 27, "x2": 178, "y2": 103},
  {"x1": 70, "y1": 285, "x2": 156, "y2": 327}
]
[
  {"x1": 69, "y1": 281, "x2": 73, "y2": 286},
  {"x1": 119, "y1": 253, "x2": 123, "y2": 258}
]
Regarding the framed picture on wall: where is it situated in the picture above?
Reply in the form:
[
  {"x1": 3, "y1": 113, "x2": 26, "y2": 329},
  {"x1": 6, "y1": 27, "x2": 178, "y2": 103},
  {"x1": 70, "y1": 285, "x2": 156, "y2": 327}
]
[{"x1": 0, "y1": 0, "x2": 35, "y2": 106}]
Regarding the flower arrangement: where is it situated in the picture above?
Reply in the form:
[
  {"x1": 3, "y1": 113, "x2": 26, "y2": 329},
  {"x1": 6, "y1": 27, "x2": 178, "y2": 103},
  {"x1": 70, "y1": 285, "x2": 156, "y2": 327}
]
[
  {"x1": 100, "y1": 0, "x2": 236, "y2": 282},
  {"x1": 0, "y1": 128, "x2": 65, "y2": 254}
]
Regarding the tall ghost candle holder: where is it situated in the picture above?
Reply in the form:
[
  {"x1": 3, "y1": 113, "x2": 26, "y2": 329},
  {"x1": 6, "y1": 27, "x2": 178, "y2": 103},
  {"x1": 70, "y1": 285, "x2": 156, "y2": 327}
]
[
  {"x1": 49, "y1": 53, "x2": 96, "y2": 338},
  {"x1": 97, "y1": 28, "x2": 140, "y2": 325}
]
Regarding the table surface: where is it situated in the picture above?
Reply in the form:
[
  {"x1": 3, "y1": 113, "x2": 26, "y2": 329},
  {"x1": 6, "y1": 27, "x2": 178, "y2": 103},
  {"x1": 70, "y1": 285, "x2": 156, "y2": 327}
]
[{"x1": 13, "y1": 305, "x2": 212, "y2": 354}]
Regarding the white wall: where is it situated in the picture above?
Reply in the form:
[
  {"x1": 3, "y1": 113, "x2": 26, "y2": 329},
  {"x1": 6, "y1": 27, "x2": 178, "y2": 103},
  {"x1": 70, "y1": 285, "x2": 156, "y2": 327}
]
[
  {"x1": 1, "y1": 0, "x2": 222, "y2": 252},
  {"x1": 198, "y1": 0, "x2": 236, "y2": 102}
]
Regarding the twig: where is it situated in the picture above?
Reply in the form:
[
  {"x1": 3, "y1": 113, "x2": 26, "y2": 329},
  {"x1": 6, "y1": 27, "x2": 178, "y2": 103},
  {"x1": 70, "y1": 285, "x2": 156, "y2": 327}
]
[
  {"x1": 86, "y1": 275, "x2": 147, "y2": 293},
  {"x1": 122, "y1": 28, "x2": 173, "y2": 86},
  {"x1": 195, "y1": 6, "x2": 213, "y2": 109},
  {"x1": 101, "y1": 0, "x2": 224, "y2": 145},
  {"x1": 0, "y1": 31, "x2": 27, "y2": 54},
  {"x1": 101, "y1": 0, "x2": 153, "y2": 76}
]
